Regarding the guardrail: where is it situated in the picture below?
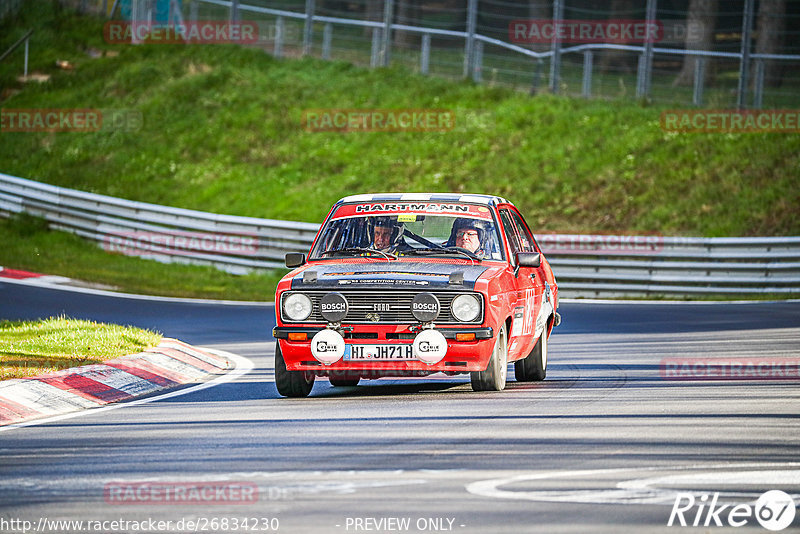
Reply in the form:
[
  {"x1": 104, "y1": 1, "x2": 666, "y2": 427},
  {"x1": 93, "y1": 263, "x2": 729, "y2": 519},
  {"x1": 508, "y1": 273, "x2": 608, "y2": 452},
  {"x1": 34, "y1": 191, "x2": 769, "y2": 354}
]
[
  {"x1": 1, "y1": 173, "x2": 798, "y2": 297},
  {"x1": 0, "y1": 172, "x2": 319, "y2": 273}
]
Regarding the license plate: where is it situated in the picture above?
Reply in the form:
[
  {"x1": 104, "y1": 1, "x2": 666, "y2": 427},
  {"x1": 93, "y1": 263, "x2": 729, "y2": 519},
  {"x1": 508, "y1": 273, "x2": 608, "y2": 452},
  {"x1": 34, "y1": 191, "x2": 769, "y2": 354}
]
[{"x1": 344, "y1": 344, "x2": 415, "y2": 361}]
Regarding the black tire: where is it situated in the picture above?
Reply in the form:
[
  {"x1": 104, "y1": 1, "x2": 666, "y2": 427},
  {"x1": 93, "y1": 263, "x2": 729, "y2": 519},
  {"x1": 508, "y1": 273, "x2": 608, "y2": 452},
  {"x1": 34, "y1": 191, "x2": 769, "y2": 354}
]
[
  {"x1": 328, "y1": 372, "x2": 360, "y2": 387},
  {"x1": 514, "y1": 327, "x2": 547, "y2": 382},
  {"x1": 275, "y1": 342, "x2": 315, "y2": 397},
  {"x1": 471, "y1": 324, "x2": 508, "y2": 391}
]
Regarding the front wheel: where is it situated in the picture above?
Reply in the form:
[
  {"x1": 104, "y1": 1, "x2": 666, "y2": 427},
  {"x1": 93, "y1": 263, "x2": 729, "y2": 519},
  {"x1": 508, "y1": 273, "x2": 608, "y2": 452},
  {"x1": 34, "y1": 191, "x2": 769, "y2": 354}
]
[
  {"x1": 514, "y1": 327, "x2": 547, "y2": 382},
  {"x1": 471, "y1": 324, "x2": 508, "y2": 391},
  {"x1": 275, "y1": 342, "x2": 315, "y2": 397}
]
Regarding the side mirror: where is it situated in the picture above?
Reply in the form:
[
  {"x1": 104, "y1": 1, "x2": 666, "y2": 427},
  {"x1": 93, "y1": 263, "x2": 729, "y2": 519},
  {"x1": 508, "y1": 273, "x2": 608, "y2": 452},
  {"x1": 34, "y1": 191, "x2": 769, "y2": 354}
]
[
  {"x1": 516, "y1": 252, "x2": 541, "y2": 268},
  {"x1": 285, "y1": 253, "x2": 306, "y2": 268}
]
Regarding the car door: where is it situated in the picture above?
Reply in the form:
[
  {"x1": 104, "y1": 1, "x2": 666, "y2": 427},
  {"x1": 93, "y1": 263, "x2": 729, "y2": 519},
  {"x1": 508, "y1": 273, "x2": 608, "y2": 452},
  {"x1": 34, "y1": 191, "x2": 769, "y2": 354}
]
[
  {"x1": 498, "y1": 208, "x2": 540, "y2": 361},
  {"x1": 508, "y1": 208, "x2": 552, "y2": 342}
]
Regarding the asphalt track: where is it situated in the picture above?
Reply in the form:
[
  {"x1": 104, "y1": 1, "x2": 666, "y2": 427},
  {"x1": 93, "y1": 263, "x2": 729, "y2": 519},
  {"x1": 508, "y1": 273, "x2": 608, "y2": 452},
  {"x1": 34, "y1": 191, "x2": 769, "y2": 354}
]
[{"x1": 1, "y1": 281, "x2": 799, "y2": 533}]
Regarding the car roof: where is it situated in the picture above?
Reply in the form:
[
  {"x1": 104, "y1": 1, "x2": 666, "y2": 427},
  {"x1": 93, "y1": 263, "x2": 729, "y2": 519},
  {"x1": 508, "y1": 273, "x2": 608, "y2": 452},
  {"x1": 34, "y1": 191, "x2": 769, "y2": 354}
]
[{"x1": 336, "y1": 193, "x2": 511, "y2": 208}]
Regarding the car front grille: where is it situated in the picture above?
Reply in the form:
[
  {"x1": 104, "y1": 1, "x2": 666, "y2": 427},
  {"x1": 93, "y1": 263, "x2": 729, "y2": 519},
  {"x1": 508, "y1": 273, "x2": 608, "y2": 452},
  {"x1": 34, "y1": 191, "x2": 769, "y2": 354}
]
[{"x1": 281, "y1": 290, "x2": 483, "y2": 325}]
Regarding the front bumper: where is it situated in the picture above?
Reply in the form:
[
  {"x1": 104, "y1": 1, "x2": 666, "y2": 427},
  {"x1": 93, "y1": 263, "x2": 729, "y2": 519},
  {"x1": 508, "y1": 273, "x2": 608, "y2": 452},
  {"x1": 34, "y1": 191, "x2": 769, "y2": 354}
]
[{"x1": 274, "y1": 325, "x2": 495, "y2": 374}]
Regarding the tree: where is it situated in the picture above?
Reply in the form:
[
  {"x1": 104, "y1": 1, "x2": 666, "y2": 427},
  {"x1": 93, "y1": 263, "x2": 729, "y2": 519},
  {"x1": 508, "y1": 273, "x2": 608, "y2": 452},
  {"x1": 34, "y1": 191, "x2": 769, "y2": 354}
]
[
  {"x1": 598, "y1": 0, "x2": 638, "y2": 74},
  {"x1": 755, "y1": 0, "x2": 787, "y2": 87},
  {"x1": 673, "y1": 0, "x2": 718, "y2": 86},
  {"x1": 394, "y1": 0, "x2": 422, "y2": 48},
  {"x1": 527, "y1": 0, "x2": 552, "y2": 53},
  {"x1": 363, "y1": 0, "x2": 383, "y2": 37}
]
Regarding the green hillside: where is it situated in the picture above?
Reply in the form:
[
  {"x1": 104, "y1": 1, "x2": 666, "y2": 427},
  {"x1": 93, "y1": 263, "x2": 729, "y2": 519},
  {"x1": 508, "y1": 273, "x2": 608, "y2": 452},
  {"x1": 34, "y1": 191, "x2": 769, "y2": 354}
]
[{"x1": 1, "y1": 4, "x2": 798, "y2": 238}]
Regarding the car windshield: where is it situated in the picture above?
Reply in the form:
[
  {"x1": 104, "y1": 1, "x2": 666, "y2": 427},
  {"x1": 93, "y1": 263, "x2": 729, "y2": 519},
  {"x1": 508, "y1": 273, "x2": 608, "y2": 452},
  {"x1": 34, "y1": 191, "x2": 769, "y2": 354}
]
[{"x1": 309, "y1": 202, "x2": 505, "y2": 261}]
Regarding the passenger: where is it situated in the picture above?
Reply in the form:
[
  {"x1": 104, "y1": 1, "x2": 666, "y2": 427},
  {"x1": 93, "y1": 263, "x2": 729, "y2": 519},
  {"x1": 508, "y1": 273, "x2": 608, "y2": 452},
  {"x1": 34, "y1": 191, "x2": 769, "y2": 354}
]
[{"x1": 449, "y1": 218, "x2": 487, "y2": 257}]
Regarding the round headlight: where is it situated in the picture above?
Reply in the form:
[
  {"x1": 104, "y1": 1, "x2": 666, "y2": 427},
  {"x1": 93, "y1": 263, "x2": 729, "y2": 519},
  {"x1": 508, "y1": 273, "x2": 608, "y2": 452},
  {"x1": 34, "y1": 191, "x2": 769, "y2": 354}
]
[
  {"x1": 451, "y1": 294, "x2": 480, "y2": 322},
  {"x1": 283, "y1": 293, "x2": 312, "y2": 321}
]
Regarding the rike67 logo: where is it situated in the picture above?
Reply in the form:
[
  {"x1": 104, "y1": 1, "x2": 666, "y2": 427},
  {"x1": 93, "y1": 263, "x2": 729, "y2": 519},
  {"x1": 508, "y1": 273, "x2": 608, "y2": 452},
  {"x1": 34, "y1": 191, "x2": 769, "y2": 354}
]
[{"x1": 668, "y1": 490, "x2": 796, "y2": 531}]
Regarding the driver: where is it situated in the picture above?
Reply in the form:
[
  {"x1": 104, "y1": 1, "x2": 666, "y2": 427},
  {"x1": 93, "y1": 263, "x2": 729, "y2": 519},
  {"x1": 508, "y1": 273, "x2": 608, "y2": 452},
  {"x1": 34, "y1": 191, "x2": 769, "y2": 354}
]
[
  {"x1": 450, "y1": 218, "x2": 486, "y2": 256},
  {"x1": 370, "y1": 216, "x2": 410, "y2": 253}
]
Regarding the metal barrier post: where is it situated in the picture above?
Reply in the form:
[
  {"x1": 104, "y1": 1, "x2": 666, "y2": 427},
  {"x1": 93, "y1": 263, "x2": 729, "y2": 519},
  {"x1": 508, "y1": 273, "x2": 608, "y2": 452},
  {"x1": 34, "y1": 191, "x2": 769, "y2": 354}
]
[
  {"x1": 636, "y1": 0, "x2": 657, "y2": 98},
  {"x1": 274, "y1": 16, "x2": 284, "y2": 58},
  {"x1": 303, "y1": 0, "x2": 315, "y2": 57},
  {"x1": 737, "y1": 0, "x2": 755, "y2": 109},
  {"x1": 381, "y1": 0, "x2": 394, "y2": 66},
  {"x1": 549, "y1": 0, "x2": 564, "y2": 94},
  {"x1": 322, "y1": 23, "x2": 332, "y2": 60},
  {"x1": 693, "y1": 57, "x2": 705, "y2": 106},
  {"x1": 370, "y1": 28, "x2": 381, "y2": 68},
  {"x1": 230, "y1": 0, "x2": 240, "y2": 23},
  {"x1": 463, "y1": 0, "x2": 477, "y2": 78},
  {"x1": 582, "y1": 51, "x2": 593, "y2": 98},
  {"x1": 473, "y1": 40, "x2": 483, "y2": 83},
  {"x1": 753, "y1": 59, "x2": 764, "y2": 109},
  {"x1": 190, "y1": 1, "x2": 197, "y2": 23},
  {"x1": 23, "y1": 35, "x2": 28, "y2": 77},
  {"x1": 420, "y1": 33, "x2": 430, "y2": 75}
]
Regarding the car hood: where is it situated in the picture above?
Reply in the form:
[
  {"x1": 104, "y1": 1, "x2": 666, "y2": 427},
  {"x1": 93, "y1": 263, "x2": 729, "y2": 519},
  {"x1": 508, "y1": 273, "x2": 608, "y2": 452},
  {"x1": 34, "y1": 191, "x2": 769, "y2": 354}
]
[{"x1": 290, "y1": 261, "x2": 491, "y2": 290}]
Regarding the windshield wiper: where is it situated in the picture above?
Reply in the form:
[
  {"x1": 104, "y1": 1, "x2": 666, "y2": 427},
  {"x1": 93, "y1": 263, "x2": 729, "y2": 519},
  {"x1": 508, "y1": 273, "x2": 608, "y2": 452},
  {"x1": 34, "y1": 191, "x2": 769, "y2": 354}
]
[
  {"x1": 322, "y1": 247, "x2": 397, "y2": 260},
  {"x1": 403, "y1": 247, "x2": 480, "y2": 261}
]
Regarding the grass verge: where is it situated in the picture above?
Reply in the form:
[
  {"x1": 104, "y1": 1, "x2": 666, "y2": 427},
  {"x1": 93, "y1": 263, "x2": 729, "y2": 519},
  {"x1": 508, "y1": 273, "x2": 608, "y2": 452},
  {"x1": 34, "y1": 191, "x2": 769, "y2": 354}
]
[{"x1": 0, "y1": 316, "x2": 162, "y2": 380}]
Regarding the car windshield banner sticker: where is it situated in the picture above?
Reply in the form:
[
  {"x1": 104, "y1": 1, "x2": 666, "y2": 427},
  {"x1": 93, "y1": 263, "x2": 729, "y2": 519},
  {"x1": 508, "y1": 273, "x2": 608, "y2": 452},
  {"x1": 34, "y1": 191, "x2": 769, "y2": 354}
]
[{"x1": 332, "y1": 202, "x2": 493, "y2": 220}]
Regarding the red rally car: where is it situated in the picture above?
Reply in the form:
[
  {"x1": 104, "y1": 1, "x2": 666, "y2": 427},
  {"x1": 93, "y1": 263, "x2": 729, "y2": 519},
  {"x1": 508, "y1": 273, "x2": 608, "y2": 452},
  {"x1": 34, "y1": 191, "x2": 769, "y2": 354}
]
[{"x1": 272, "y1": 193, "x2": 560, "y2": 397}]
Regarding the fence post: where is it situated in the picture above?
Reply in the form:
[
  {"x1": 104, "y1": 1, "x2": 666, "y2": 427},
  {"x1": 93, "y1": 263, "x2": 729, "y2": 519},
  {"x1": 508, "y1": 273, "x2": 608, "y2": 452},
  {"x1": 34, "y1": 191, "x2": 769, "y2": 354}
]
[
  {"x1": 549, "y1": 0, "x2": 564, "y2": 94},
  {"x1": 230, "y1": 0, "x2": 239, "y2": 23},
  {"x1": 274, "y1": 16, "x2": 284, "y2": 58},
  {"x1": 753, "y1": 58, "x2": 764, "y2": 109},
  {"x1": 370, "y1": 28, "x2": 381, "y2": 68},
  {"x1": 322, "y1": 23, "x2": 332, "y2": 60},
  {"x1": 23, "y1": 36, "x2": 28, "y2": 77},
  {"x1": 473, "y1": 40, "x2": 483, "y2": 83},
  {"x1": 303, "y1": 0, "x2": 315, "y2": 57},
  {"x1": 693, "y1": 56, "x2": 705, "y2": 106},
  {"x1": 381, "y1": 0, "x2": 394, "y2": 66},
  {"x1": 582, "y1": 50, "x2": 593, "y2": 98},
  {"x1": 531, "y1": 60, "x2": 543, "y2": 95},
  {"x1": 736, "y1": 0, "x2": 755, "y2": 110},
  {"x1": 420, "y1": 33, "x2": 431, "y2": 75},
  {"x1": 636, "y1": 0, "x2": 657, "y2": 98},
  {"x1": 463, "y1": 0, "x2": 477, "y2": 78}
]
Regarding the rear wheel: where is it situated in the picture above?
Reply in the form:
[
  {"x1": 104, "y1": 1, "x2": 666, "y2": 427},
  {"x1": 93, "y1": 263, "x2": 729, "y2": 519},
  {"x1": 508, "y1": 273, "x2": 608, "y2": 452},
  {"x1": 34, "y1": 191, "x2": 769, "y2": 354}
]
[
  {"x1": 328, "y1": 372, "x2": 360, "y2": 387},
  {"x1": 471, "y1": 324, "x2": 508, "y2": 391},
  {"x1": 275, "y1": 342, "x2": 315, "y2": 397},
  {"x1": 514, "y1": 327, "x2": 547, "y2": 382}
]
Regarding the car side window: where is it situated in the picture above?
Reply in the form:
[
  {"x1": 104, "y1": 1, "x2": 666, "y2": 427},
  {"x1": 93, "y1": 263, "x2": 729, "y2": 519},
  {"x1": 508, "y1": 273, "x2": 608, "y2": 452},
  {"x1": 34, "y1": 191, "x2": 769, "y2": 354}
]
[
  {"x1": 509, "y1": 211, "x2": 535, "y2": 253},
  {"x1": 499, "y1": 210, "x2": 522, "y2": 262}
]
